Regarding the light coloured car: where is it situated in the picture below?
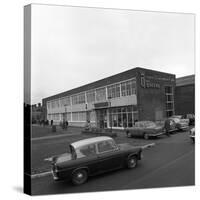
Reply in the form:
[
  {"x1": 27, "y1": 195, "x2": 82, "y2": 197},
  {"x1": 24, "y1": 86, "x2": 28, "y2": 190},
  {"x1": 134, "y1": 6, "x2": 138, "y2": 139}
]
[
  {"x1": 169, "y1": 117, "x2": 189, "y2": 131},
  {"x1": 189, "y1": 128, "x2": 195, "y2": 143}
]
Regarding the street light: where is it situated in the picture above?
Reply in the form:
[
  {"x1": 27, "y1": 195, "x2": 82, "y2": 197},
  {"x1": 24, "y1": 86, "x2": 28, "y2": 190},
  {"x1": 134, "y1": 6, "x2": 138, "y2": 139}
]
[
  {"x1": 64, "y1": 104, "x2": 67, "y2": 121},
  {"x1": 108, "y1": 96, "x2": 112, "y2": 133}
]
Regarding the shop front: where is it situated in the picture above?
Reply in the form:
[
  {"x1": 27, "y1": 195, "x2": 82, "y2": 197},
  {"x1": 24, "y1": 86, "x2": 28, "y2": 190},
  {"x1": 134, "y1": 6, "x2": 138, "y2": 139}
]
[{"x1": 94, "y1": 102, "x2": 138, "y2": 129}]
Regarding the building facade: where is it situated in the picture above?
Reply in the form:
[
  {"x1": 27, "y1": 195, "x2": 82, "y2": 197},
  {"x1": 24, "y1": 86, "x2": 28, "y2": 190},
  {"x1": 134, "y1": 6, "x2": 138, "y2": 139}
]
[
  {"x1": 31, "y1": 103, "x2": 44, "y2": 124},
  {"x1": 42, "y1": 67, "x2": 176, "y2": 129},
  {"x1": 175, "y1": 75, "x2": 195, "y2": 115}
]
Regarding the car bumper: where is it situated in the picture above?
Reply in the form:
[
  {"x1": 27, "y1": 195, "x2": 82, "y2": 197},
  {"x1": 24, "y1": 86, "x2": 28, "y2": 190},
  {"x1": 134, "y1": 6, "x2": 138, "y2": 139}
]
[{"x1": 180, "y1": 126, "x2": 189, "y2": 130}]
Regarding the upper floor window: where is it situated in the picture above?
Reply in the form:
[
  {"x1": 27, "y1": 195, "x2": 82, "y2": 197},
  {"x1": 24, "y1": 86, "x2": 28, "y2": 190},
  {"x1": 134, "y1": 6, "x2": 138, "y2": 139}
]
[
  {"x1": 72, "y1": 93, "x2": 86, "y2": 105},
  {"x1": 86, "y1": 90, "x2": 95, "y2": 103},
  {"x1": 121, "y1": 79, "x2": 136, "y2": 97},
  {"x1": 60, "y1": 96, "x2": 71, "y2": 106},
  {"x1": 107, "y1": 83, "x2": 120, "y2": 99},
  {"x1": 96, "y1": 87, "x2": 106, "y2": 102}
]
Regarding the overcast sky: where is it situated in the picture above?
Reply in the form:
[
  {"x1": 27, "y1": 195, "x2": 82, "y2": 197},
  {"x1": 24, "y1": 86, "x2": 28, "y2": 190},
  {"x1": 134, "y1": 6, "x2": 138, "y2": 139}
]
[{"x1": 30, "y1": 4, "x2": 195, "y2": 104}]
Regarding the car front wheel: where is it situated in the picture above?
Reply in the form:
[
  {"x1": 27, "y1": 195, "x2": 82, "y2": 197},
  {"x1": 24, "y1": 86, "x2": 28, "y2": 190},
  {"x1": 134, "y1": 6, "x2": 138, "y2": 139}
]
[
  {"x1": 127, "y1": 156, "x2": 138, "y2": 169},
  {"x1": 71, "y1": 169, "x2": 88, "y2": 185}
]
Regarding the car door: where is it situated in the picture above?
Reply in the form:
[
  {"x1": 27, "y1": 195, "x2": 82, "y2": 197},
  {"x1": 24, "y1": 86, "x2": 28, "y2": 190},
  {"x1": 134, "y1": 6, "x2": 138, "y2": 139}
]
[
  {"x1": 134, "y1": 122, "x2": 144, "y2": 137},
  {"x1": 96, "y1": 140, "x2": 124, "y2": 173},
  {"x1": 75, "y1": 144, "x2": 100, "y2": 175},
  {"x1": 131, "y1": 124, "x2": 140, "y2": 137}
]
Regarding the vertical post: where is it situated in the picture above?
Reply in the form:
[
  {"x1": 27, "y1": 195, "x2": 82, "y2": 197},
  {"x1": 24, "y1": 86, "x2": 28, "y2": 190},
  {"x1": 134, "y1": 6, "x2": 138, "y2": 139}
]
[
  {"x1": 108, "y1": 97, "x2": 112, "y2": 133},
  {"x1": 64, "y1": 104, "x2": 67, "y2": 121}
]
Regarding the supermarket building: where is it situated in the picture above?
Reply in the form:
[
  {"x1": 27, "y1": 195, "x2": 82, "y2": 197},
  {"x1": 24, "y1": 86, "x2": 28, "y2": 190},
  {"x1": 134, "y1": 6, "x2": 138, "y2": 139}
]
[{"x1": 42, "y1": 67, "x2": 176, "y2": 129}]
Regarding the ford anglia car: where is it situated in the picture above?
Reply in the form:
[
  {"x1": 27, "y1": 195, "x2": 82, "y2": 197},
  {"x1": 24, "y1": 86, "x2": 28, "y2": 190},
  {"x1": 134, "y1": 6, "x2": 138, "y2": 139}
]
[
  {"x1": 125, "y1": 121, "x2": 164, "y2": 139},
  {"x1": 51, "y1": 136, "x2": 142, "y2": 185}
]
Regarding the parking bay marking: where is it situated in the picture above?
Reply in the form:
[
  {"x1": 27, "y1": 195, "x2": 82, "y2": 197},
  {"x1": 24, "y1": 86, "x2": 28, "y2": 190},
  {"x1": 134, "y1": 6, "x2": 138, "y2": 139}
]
[{"x1": 31, "y1": 143, "x2": 156, "y2": 179}]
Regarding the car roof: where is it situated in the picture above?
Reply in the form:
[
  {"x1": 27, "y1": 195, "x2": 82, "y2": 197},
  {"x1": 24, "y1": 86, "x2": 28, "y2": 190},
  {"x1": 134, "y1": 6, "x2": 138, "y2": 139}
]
[{"x1": 71, "y1": 136, "x2": 113, "y2": 149}]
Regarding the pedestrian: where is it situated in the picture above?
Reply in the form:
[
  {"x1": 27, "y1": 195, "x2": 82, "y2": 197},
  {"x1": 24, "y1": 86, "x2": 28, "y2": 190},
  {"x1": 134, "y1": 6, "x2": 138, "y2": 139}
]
[
  {"x1": 164, "y1": 118, "x2": 171, "y2": 137},
  {"x1": 51, "y1": 119, "x2": 53, "y2": 126},
  {"x1": 65, "y1": 120, "x2": 68, "y2": 130}
]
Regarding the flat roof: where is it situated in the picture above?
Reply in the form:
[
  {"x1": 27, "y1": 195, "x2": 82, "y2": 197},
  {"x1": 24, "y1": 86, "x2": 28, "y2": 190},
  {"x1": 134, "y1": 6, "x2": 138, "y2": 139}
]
[
  {"x1": 71, "y1": 136, "x2": 113, "y2": 148},
  {"x1": 42, "y1": 67, "x2": 175, "y2": 102},
  {"x1": 176, "y1": 75, "x2": 195, "y2": 86}
]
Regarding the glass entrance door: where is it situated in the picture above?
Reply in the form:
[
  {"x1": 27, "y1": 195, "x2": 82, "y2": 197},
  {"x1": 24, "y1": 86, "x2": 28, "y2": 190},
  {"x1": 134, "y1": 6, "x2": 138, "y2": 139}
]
[{"x1": 96, "y1": 109, "x2": 108, "y2": 129}]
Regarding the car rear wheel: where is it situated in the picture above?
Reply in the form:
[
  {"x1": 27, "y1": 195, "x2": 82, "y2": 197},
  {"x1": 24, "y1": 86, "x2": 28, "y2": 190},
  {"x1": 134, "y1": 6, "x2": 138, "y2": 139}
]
[
  {"x1": 144, "y1": 133, "x2": 149, "y2": 140},
  {"x1": 127, "y1": 156, "x2": 138, "y2": 169},
  {"x1": 71, "y1": 169, "x2": 88, "y2": 185}
]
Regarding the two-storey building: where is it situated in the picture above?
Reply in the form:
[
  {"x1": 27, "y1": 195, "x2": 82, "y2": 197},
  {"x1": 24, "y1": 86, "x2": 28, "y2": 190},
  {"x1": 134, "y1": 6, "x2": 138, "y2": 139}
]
[{"x1": 42, "y1": 67, "x2": 176, "y2": 129}]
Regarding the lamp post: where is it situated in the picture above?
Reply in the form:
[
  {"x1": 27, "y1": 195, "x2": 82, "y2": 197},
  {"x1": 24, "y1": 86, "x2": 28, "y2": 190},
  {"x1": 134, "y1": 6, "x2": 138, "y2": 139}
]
[
  {"x1": 108, "y1": 97, "x2": 112, "y2": 133},
  {"x1": 64, "y1": 104, "x2": 67, "y2": 129},
  {"x1": 64, "y1": 104, "x2": 67, "y2": 121}
]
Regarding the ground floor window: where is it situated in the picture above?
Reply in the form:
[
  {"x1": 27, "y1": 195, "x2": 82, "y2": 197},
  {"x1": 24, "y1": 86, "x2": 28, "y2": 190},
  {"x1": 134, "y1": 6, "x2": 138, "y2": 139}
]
[
  {"x1": 72, "y1": 111, "x2": 86, "y2": 122},
  {"x1": 109, "y1": 106, "x2": 138, "y2": 128}
]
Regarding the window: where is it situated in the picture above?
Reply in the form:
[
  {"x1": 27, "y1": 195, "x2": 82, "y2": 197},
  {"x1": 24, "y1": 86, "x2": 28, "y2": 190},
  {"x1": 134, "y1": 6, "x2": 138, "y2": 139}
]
[
  {"x1": 47, "y1": 102, "x2": 51, "y2": 110},
  {"x1": 72, "y1": 112, "x2": 79, "y2": 121},
  {"x1": 72, "y1": 112, "x2": 86, "y2": 121},
  {"x1": 96, "y1": 87, "x2": 106, "y2": 102},
  {"x1": 165, "y1": 86, "x2": 174, "y2": 117},
  {"x1": 72, "y1": 93, "x2": 86, "y2": 105},
  {"x1": 97, "y1": 140, "x2": 116, "y2": 153},
  {"x1": 76, "y1": 144, "x2": 96, "y2": 158},
  {"x1": 60, "y1": 97, "x2": 71, "y2": 106},
  {"x1": 86, "y1": 90, "x2": 95, "y2": 103},
  {"x1": 107, "y1": 83, "x2": 120, "y2": 99},
  {"x1": 121, "y1": 79, "x2": 136, "y2": 97},
  {"x1": 109, "y1": 106, "x2": 138, "y2": 128}
]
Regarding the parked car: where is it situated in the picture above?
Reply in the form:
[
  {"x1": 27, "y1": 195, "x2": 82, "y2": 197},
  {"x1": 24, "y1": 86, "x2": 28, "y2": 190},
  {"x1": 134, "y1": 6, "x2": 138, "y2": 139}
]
[
  {"x1": 51, "y1": 136, "x2": 142, "y2": 185},
  {"x1": 125, "y1": 121, "x2": 164, "y2": 139},
  {"x1": 163, "y1": 118, "x2": 177, "y2": 133},
  {"x1": 169, "y1": 117, "x2": 189, "y2": 131},
  {"x1": 171, "y1": 115, "x2": 189, "y2": 123},
  {"x1": 189, "y1": 127, "x2": 195, "y2": 143}
]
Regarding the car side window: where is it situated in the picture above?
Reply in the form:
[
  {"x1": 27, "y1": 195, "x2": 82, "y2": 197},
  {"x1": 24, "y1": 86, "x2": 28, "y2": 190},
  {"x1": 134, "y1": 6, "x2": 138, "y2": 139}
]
[
  {"x1": 97, "y1": 140, "x2": 116, "y2": 153},
  {"x1": 76, "y1": 144, "x2": 96, "y2": 158}
]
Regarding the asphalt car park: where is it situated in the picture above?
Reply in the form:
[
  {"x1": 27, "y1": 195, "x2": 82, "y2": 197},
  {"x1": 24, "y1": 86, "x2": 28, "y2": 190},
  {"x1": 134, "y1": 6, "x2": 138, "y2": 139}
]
[{"x1": 30, "y1": 125, "x2": 194, "y2": 195}]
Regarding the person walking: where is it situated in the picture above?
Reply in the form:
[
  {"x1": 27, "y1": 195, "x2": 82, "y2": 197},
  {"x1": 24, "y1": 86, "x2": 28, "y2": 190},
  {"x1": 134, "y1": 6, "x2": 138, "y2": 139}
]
[
  {"x1": 65, "y1": 120, "x2": 68, "y2": 130},
  {"x1": 164, "y1": 118, "x2": 171, "y2": 137}
]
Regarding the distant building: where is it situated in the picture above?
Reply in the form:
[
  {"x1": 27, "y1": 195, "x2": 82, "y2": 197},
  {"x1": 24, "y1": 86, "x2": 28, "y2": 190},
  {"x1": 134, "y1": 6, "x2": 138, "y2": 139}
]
[
  {"x1": 42, "y1": 67, "x2": 176, "y2": 129},
  {"x1": 175, "y1": 75, "x2": 195, "y2": 115},
  {"x1": 31, "y1": 103, "x2": 43, "y2": 123}
]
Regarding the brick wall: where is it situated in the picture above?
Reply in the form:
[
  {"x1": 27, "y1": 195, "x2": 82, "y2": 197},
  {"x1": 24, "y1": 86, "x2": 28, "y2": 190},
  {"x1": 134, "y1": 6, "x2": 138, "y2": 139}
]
[{"x1": 175, "y1": 84, "x2": 195, "y2": 115}]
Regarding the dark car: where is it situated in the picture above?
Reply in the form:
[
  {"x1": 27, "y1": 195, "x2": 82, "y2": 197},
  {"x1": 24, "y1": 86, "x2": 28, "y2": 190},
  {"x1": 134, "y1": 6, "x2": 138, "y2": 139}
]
[
  {"x1": 51, "y1": 136, "x2": 142, "y2": 185},
  {"x1": 125, "y1": 121, "x2": 164, "y2": 139},
  {"x1": 184, "y1": 114, "x2": 195, "y2": 126}
]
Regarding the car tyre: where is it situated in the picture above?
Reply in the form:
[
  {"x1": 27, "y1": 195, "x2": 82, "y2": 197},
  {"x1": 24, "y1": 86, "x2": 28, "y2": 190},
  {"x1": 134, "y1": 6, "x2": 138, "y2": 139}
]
[
  {"x1": 71, "y1": 169, "x2": 88, "y2": 185},
  {"x1": 144, "y1": 133, "x2": 149, "y2": 140},
  {"x1": 127, "y1": 156, "x2": 138, "y2": 169}
]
